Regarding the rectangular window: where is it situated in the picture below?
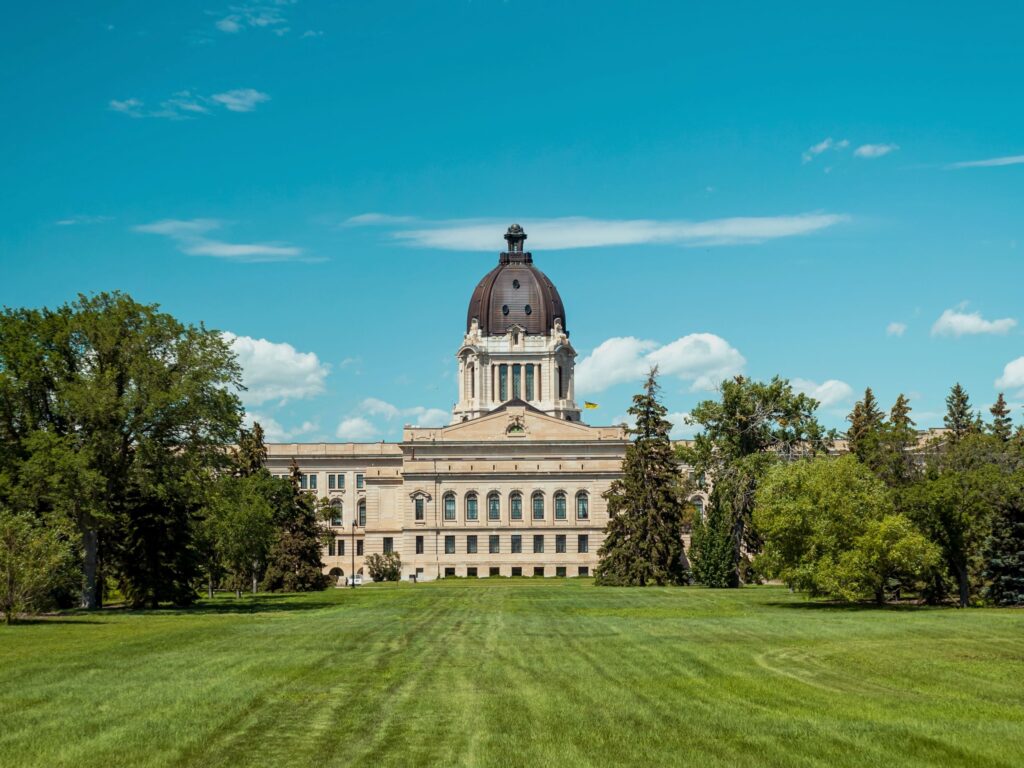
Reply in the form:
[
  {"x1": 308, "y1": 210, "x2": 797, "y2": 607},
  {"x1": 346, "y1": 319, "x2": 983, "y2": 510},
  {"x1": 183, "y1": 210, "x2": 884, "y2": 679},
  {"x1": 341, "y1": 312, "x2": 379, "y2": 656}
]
[
  {"x1": 533, "y1": 566, "x2": 544, "y2": 578},
  {"x1": 555, "y1": 495, "x2": 567, "y2": 520},
  {"x1": 489, "y1": 566, "x2": 500, "y2": 577},
  {"x1": 532, "y1": 495, "x2": 544, "y2": 520},
  {"x1": 466, "y1": 496, "x2": 478, "y2": 520},
  {"x1": 328, "y1": 474, "x2": 336, "y2": 490},
  {"x1": 533, "y1": 534, "x2": 544, "y2": 554},
  {"x1": 489, "y1": 534, "x2": 500, "y2": 554},
  {"x1": 330, "y1": 509, "x2": 343, "y2": 527},
  {"x1": 512, "y1": 566, "x2": 522, "y2": 577},
  {"x1": 445, "y1": 535, "x2": 455, "y2": 555},
  {"x1": 511, "y1": 535, "x2": 522, "y2": 554},
  {"x1": 309, "y1": 474, "x2": 317, "y2": 490},
  {"x1": 356, "y1": 540, "x2": 363, "y2": 556},
  {"x1": 445, "y1": 567, "x2": 455, "y2": 578},
  {"x1": 577, "y1": 494, "x2": 589, "y2": 520},
  {"x1": 467, "y1": 567, "x2": 478, "y2": 578},
  {"x1": 337, "y1": 540, "x2": 345, "y2": 557},
  {"x1": 536, "y1": 365, "x2": 541, "y2": 400},
  {"x1": 383, "y1": 537, "x2": 394, "y2": 554},
  {"x1": 499, "y1": 364, "x2": 508, "y2": 401},
  {"x1": 299, "y1": 473, "x2": 308, "y2": 490},
  {"x1": 467, "y1": 535, "x2": 478, "y2": 554},
  {"x1": 556, "y1": 534, "x2": 566, "y2": 553},
  {"x1": 488, "y1": 495, "x2": 500, "y2": 520},
  {"x1": 415, "y1": 535, "x2": 424, "y2": 555},
  {"x1": 358, "y1": 504, "x2": 366, "y2": 528},
  {"x1": 512, "y1": 364, "x2": 521, "y2": 399},
  {"x1": 328, "y1": 540, "x2": 335, "y2": 557},
  {"x1": 556, "y1": 566, "x2": 566, "y2": 577},
  {"x1": 337, "y1": 474, "x2": 345, "y2": 489},
  {"x1": 525, "y1": 364, "x2": 534, "y2": 401},
  {"x1": 578, "y1": 534, "x2": 589, "y2": 553},
  {"x1": 578, "y1": 566, "x2": 589, "y2": 577},
  {"x1": 444, "y1": 495, "x2": 456, "y2": 521},
  {"x1": 415, "y1": 497, "x2": 425, "y2": 521},
  {"x1": 356, "y1": 473, "x2": 364, "y2": 489},
  {"x1": 511, "y1": 495, "x2": 522, "y2": 520}
]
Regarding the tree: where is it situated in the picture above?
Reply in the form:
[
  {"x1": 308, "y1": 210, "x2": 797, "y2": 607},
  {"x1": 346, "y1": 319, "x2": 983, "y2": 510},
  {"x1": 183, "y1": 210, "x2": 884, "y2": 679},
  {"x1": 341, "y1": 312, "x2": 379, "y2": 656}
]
[
  {"x1": 261, "y1": 461, "x2": 328, "y2": 592},
  {"x1": 688, "y1": 495, "x2": 734, "y2": 588},
  {"x1": 680, "y1": 376, "x2": 831, "y2": 587},
  {"x1": 944, "y1": 383, "x2": 975, "y2": 443},
  {"x1": 366, "y1": 552, "x2": 402, "y2": 582},
  {"x1": 983, "y1": 480, "x2": 1024, "y2": 606},
  {"x1": 0, "y1": 507, "x2": 74, "y2": 624},
  {"x1": 883, "y1": 393, "x2": 919, "y2": 487},
  {"x1": 989, "y1": 393, "x2": 1014, "y2": 442},
  {"x1": 596, "y1": 369, "x2": 687, "y2": 586},
  {"x1": 834, "y1": 515, "x2": 940, "y2": 604},
  {"x1": 847, "y1": 387, "x2": 885, "y2": 464}
]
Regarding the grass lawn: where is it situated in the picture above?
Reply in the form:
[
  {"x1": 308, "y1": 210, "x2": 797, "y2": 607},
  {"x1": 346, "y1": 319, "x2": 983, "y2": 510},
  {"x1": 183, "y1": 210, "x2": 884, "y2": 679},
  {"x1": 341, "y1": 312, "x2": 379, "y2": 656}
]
[{"x1": 1, "y1": 581, "x2": 1023, "y2": 768}]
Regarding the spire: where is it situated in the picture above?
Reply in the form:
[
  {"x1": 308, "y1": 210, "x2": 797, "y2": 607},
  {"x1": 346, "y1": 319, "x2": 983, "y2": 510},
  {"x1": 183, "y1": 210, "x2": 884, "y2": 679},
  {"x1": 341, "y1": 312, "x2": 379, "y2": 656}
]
[{"x1": 500, "y1": 224, "x2": 532, "y2": 264}]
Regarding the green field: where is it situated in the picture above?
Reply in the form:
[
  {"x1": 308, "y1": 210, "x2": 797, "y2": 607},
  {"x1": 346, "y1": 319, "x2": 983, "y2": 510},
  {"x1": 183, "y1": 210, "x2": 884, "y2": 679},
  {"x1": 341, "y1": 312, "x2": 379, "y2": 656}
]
[{"x1": 1, "y1": 581, "x2": 1022, "y2": 768}]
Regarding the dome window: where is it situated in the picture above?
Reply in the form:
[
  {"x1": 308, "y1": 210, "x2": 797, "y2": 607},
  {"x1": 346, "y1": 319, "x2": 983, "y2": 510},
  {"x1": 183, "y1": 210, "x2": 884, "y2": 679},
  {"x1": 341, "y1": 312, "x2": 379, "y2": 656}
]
[
  {"x1": 502, "y1": 304, "x2": 509, "y2": 316},
  {"x1": 524, "y1": 304, "x2": 532, "y2": 315},
  {"x1": 512, "y1": 279, "x2": 521, "y2": 289}
]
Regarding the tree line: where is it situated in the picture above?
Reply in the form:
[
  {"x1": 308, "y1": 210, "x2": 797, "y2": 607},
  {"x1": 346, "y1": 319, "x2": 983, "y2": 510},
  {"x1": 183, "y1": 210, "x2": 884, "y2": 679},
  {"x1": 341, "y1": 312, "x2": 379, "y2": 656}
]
[
  {"x1": 596, "y1": 369, "x2": 1024, "y2": 607},
  {"x1": 0, "y1": 293, "x2": 326, "y2": 623}
]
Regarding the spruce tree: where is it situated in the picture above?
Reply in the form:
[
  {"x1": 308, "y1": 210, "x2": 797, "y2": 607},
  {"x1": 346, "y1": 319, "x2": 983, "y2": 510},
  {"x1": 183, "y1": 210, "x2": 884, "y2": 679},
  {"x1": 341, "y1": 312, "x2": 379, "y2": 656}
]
[
  {"x1": 983, "y1": 484, "x2": 1024, "y2": 606},
  {"x1": 885, "y1": 393, "x2": 918, "y2": 486},
  {"x1": 944, "y1": 383, "x2": 975, "y2": 442},
  {"x1": 989, "y1": 393, "x2": 1013, "y2": 442},
  {"x1": 847, "y1": 387, "x2": 884, "y2": 461},
  {"x1": 595, "y1": 368, "x2": 687, "y2": 586},
  {"x1": 688, "y1": 493, "x2": 735, "y2": 588},
  {"x1": 261, "y1": 460, "x2": 328, "y2": 592}
]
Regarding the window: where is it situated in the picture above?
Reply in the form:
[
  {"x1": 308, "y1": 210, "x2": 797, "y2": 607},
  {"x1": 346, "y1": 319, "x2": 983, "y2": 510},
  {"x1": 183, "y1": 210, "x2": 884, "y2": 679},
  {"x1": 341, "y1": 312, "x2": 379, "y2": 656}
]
[
  {"x1": 328, "y1": 473, "x2": 344, "y2": 490},
  {"x1": 512, "y1": 567, "x2": 522, "y2": 577},
  {"x1": 499, "y1": 364, "x2": 508, "y2": 400},
  {"x1": 578, "y1": 566, "x2": 589, "y2": 577},
  {"x1": 555, "y1": 492, "x2": 567, "y2": 520},
  {"x1": 512, "y1": 364, "x2": 521, "y2": 398},
  {"x1": 556, "y1": 566, "x2": 566, "y2": 577},
  {"x1": 299, "y1": 473, "x2": 308, "y2": 490},
  {"x1": 524, "y1": 304, "x2": 532, "y2": 316},
  {"x1": 533, "y1": 566, "x2": 544, "y2": 577},
  {"x1": 444, "y1": 493, "x2": 456, "y2": 521},
  {"x1": 533, "y1": 534, "x2": 544, "y2": 554},
  {"x1": 356, "y1": 540, "x2": 364, "y2": 556},
  {"x1": 415, "y1": 535, "x2": 424, "y2": 555},
  {"x1": 358, "y1": 500, "x2": 366, "y2": 527},
  {"x1": 356, "y1": 473, "x2": 364, "y2": 489},
  {"x1": 510, "y1": 492, "x2": 522, "y2": 520},
  {"x1": 532, "y1": 493, "x2": 544, "y2": 520},
  {"x1": 525, "y1": 364, "x2": 534, "y2": 400},
  {"x1": 336, "y1": 473, "x2": 345, "y2": 489},
  {"x1": 337, "y1": 540, "x2": 345, "y2": 557},
  {"x1": 511, "y1": 535, "x2": 522, "y2": 554},
  {"x1": 383, "y1": 537, "x2": 394, "y2": 554},
  {"x1": 556, "y1": 534, "x2": 566, "y2": 553},
  {"x1": 578, "y1": 534, "x2": 589, "y2": 554},
  {"x1": 489, "y1": 534, "x2": 500, "y2": 554},
  {"x1": 328, "y1": 540, "x2": 335, "y2": 557},
  {"x1": 576, "y1": 492, "x2": 589, "y2": 520},
  {"x1": 330, "y1": 501, "x2": 343, "y2": 527},
  {"x1": 308, "y1": 474, "x2": 317, "y2": 490},
  {"x1": 467, "y1": 567, "x2": 478, "y2": 578},
  {"x1": 467, "y1": 535, "x2": 478, "y2": 554},
  {"x1": 445, "y1": 567, "x2": 456, "y2": 578},
  {"x1": 466, "y1": 493, "x2": 478, "y2": 521},
  {"x1": 415, "y1": 497, "x2": 425, "y2": 521},
  {"x1": 488, "y1": 493, "x2": 500, "y2": 521},
  {"x1": 328, "y1": 474, "x2": 336, "y2": 490},
  {"x1": 489, "y1": 566, "x2": 500, "y2": 577},
  {"x1": 557, "y1": 366, "x2": 565, "y2": 399},
  {"x1": 445, "y1": 535, "x2": 455, "y2": 555}
]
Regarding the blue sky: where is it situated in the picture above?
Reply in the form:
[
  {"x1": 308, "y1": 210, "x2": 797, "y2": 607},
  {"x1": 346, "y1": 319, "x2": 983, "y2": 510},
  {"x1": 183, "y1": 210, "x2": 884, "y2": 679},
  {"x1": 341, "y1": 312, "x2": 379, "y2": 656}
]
[{"x1": 2, "y1": 1, "x2": 1023, "y2": 441}]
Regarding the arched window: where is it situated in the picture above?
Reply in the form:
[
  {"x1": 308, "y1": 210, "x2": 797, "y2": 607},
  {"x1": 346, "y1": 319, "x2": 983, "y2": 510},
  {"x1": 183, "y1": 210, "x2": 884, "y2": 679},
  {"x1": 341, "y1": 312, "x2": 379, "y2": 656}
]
[
  {"x1": 532, "y1": 492, "x2": 544, "y2": 520},
  {"x1": 692, "y1": 498, "x2": 704, "y2": 519},
  {"x1": 576, "y1": 492, "x2": 589, "y2": 520},
  {"x1": 510, "y1": 492, "x2": 523, "y2": 520},
  {"x1": 329, "y1": 498, "x2": 343, "y2": 527},
  {"x1": 466, "y1": 493, "x2": 478, "y2": 521},
  {"x1": 358, "y1": 499, "x2": 366, "y2": 528},
  {"x1": 487, "y1": 492, "x2": 500, "y2": 521},
  {"x1": 444, "y1": 492, "x2": 456, "y2": 521},
  {"x1": 554, "y1": 492, "x2": 567, "y2": 520}
]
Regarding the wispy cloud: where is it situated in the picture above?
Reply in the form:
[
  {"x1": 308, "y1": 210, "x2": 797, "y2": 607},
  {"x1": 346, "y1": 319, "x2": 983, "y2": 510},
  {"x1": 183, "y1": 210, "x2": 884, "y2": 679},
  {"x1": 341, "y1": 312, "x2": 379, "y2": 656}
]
[
  {"x1": 215, "y1": 1, "x2": 294, "y2": 35},
  {"x1": 802, "y1": 137, "x2": 849, "y2": 163},
  {"x1": 886, "y1": 321, "x2": 907, "y2": 337},
  {"x1": 109, "y1": 89, "x2": 269, "y2": 119},
  {"x1": 946, "y1": 154, "x2": 1024, "y2": 170},
  {"x1": 352, "y1": 214, "x2": 848, "y2": 251},
  {"x1": 55, "y1": 214, "x2": 112, "y2": 226},
  {"x1": 343, "y1": 213, "x2": 417, "y2": 227},
  {"x1": 244, "y1": 412, "x2": 318, "y2": 442},
  {"x1": 334, "y1": 397, "x2": 448, "y2": 440},
  {"x1": 854, "y1": 143, "x2": 899, "y2": 159},
  {"x1": 134, "y1": 218, "x2": 306, "y2": 262},
  {"x1": 931, "y1": 304, "x2": 1017, "y2": 337}
]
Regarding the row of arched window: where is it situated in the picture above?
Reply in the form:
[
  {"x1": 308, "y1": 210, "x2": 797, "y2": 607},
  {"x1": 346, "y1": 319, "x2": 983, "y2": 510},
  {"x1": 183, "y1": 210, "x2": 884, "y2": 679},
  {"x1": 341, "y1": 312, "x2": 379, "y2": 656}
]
[
  {"x1": 328, "y1": 497, "x2": 365, "y2": 527},
  {"x1": 418, "y1": 491, "x2": 590, "y2": 523}
]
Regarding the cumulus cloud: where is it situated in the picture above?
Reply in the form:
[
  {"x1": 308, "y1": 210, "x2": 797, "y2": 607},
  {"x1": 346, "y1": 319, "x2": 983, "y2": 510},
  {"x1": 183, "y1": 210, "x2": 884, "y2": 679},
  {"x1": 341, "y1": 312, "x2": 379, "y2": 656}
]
[
  {"x1": 854, "y1": 143, "x2": 899, "y2": 159},
  {"x1": 109, "y1": 89, "x2": 268, "y2": 119},
  {"x1": 224, "y1": 332, "x2": 329, "y2": 405},
  {"x1": 134, "y1": 218, "x2": 304, "y2": 262},
  {"x1": 995, "y1": 357, "x2": 1024, "y2": 392},
  {"x1": 667, "y1": 412, "x2": 699, "y2": 440},
  {"x1": 886, "y1": 321, "x2": 907, "y2": 337},
  {"x1": 214, "y1": 2, "x2": 293, "y2": 34},
  {"x1": 211, "y1": 88, "x2": 270, "y2": 112},
  {"x1": 931, "y1": 305, "x2": 1017, "y2": 337},
  {"x1": 335, "y1": 417, "x2": 378, "y2": 440},
  {"x1": 946, "y1": 154, "x2": 1024, "y2": 170},
  {"x1": 244, "y1": 412, "x2": 317, "y2": 442},
  {"x1": 802, "y1": 137, "x2": 849, "y2": 163},
  {"x1": 791, "y1": 378, "x2": 854, "y2": 407},
  {"x1": 354, "y1": 214, "x2": 847, "y2": 252},
  {"x1": 576, "y1": 334, "x2": 745, "y2": 394},
  {"x1": 358, "y1": 398, "x2": 448, "y2": 427}
]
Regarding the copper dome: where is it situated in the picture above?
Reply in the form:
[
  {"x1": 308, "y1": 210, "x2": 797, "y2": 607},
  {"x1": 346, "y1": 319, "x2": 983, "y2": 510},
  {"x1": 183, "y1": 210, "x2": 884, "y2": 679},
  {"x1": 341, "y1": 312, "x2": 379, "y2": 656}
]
[{"x1": 466, "y1": 225, "x2": 567, "y2": 336}]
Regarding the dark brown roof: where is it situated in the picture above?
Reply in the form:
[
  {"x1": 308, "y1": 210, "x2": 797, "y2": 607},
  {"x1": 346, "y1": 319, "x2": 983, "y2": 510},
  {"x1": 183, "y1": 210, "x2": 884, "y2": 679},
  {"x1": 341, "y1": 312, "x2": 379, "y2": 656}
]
[{"x1": 466, "y1": 225, "x2": 567, "y2": 336}]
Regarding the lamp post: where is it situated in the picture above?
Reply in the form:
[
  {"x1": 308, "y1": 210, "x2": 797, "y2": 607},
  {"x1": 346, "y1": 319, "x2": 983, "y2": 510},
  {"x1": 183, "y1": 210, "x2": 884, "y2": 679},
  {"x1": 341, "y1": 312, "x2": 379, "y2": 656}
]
[{"x1": 351, "y1": 514, "x2": 357, "y2": 588}]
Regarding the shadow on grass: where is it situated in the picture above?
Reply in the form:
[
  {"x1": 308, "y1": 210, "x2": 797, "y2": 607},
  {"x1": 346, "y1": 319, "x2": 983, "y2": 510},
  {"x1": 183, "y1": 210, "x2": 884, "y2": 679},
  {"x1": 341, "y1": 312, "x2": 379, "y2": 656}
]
[
  {"x1": 135, "y1": 593, "x2": 344, "y2": 616},
  {"x1": 5, "y1": 617, "x2": 108, "y2": 626},
  {"x1": 765, "y1": 600, "x2": 932, "y2": 612}
]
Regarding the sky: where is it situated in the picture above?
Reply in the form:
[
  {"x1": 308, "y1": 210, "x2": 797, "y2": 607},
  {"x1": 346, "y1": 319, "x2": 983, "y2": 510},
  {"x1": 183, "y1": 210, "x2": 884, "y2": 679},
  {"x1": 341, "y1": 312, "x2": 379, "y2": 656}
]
[{"x1": 2, "y1": 1, "x2": 1023, "y2": 442}]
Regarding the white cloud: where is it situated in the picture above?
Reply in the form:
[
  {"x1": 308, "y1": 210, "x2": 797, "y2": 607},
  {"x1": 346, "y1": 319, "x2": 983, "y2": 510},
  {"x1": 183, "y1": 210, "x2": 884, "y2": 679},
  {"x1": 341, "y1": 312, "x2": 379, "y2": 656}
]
[
  {"x1": 211, "y1": 88, "x2": 270, "y2": 112},
  {"x1": 854, "y1": 143, "x2": 899, "y2": 159},
  {"x1": 995, "y1": 357, "x2": 1024, "y2": 392},
  {"x1": 134, "y1": 218, "x2": 304, "y2": 262},
  {"x1": 667, "y1": 412, "x2": 699, "y2": 440},
  {"x1": 224, "y1": 332, "x2": 329, "y2": 405},
  {"x1": 343, "y1": 213, "x2": 417, "y2": 227},
  {"x1": 576, "y1": 334, "x2": 745, "y2": 394},
  {"x1": 214, "y1": 2, "x2": 293, "y2": 34},
  {"x1": 335, "y1": 417, "x2": 378, "y2": 440},
  {"x1": 947, "y1": 154, "x2": 1024, "y2": 170},
  {"x1": 791, "y1": 378, "x2": 854, "y2": 407},
  {"x1": 357, "y1": 398, "x2": 448, "y2": 427},
  {"x1": 802, "y1": 137, "x2": 849, "y2": 163},
  {"x1": 55, "y1": 215, "x2": 112, "y2": 226},
  {"x1": 886, "y1": 321, "x2": 907, "y2": 337},
  {"x1": 360, "y1": 397, "x2": 401, "y2": 420},
  {"x1": 931, "y1": 306, "x2": 1017, "y2": 337},
  {"x1": 244, "y1": 412, "x2": 317, "y2": 442},
  {"x1": 367, "y1": 214, "x2": 847, "y2": 252}
]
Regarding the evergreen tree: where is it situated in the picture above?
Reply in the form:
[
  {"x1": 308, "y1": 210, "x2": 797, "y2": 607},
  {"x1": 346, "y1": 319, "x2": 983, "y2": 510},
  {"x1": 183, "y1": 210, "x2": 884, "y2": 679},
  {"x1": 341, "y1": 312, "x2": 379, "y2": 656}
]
[
  {"x1": 234, "y1": 422, "x2": 268, "y2": 476},
  {"x1": 847, "y1": 387, "x2": 886, "y2": 468},
  {"x1": 890, "y1": 393, "x2": 914, "y2": 431},
  {"x1": 261, "y1": 460, "x2": 328, "y2": 592},
  {"x1": 882, "y1": 393, "x2": 918, "y2": 487},
  {"x1": 983, "y1": 482, "x2": 1024, "y2": 606},
  {"x1": 596, "y1": 369, "x2": 687, "y2": 586},
  {"x1": 944, "y1": 383, "x2": 975, "y2": 442},
  {"x1": 688, "y1": 493, "x2": 735, "y2": 588},
  {"x1": 989, "y1": 393, "x2": 1013, "y2": 442}
]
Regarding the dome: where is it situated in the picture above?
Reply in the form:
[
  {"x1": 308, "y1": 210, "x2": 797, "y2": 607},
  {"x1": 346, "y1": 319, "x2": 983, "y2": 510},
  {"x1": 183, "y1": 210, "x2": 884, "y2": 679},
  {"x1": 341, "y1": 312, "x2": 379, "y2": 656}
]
[{"x1": 466, "y1": 225, "x2": 567, "y2": 336}]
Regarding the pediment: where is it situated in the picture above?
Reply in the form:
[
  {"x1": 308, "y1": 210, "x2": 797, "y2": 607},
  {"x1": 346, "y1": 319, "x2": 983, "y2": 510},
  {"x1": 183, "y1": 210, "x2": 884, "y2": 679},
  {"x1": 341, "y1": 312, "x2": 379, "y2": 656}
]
[{"x1": 426, "y1": 406, "x2": 602, "y2": 442}]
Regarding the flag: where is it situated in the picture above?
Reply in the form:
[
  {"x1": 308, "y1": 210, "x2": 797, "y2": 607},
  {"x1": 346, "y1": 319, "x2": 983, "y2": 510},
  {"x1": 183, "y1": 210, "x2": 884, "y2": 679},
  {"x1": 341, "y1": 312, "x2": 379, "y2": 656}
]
[{"x1": 584, "y1": 401, "x2": 599, "y2": 409}]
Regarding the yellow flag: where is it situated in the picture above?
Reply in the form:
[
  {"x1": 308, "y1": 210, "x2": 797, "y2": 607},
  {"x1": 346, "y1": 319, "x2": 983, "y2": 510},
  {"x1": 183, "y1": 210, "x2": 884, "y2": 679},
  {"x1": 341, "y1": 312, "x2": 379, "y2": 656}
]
[{"x1": 584, "y1": 401, "x2": 599, "y2": 409}]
